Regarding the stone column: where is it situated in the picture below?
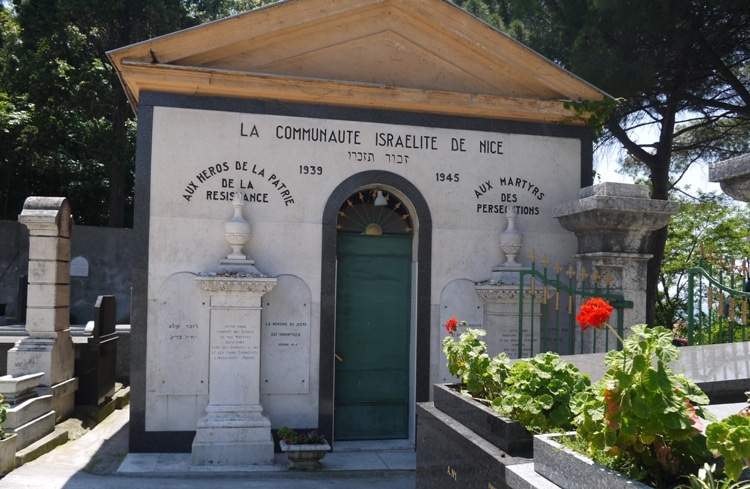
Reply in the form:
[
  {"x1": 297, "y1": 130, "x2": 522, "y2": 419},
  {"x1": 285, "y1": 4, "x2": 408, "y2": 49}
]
[
  {"x1": 10, "y1": 197, "x2": 77, "y2": 422},
  {"x1": 192, "y1": 275, "x2": 277, "y2": 465},
  {"x1": 553, "y1": 183, "x2": 678, "y2": 348}
]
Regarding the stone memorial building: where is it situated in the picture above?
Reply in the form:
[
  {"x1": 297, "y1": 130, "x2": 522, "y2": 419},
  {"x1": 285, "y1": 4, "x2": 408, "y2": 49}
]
[{"x1": 108, "y1": 0, "x2": 610, "y2": 459}]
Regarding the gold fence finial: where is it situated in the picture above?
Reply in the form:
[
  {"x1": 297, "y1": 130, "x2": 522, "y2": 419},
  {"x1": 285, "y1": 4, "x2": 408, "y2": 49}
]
[
  {"x1": 591, "y1": 268, "x2": 600, "y2": 284},
  {"x1": 604, "y1": 270, "x2": 615, "y2": 287},
  {"x1": 579, "y1": 266, "x2": 589, "y2": 282}
]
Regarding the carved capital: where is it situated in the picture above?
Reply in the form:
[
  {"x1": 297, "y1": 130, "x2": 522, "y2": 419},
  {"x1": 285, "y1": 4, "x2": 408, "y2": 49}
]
[
  {"x1": 475, "y1": 284, "x2": 546, "y2": 303},
  {"x1": 195, "y1": 276, "x2": 277, "y2": 294}
]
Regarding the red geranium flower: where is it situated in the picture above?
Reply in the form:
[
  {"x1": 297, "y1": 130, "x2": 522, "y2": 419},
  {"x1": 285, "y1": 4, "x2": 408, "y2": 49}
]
[
  {"x1": 576, "y1": 298, "x2": 613, "y2": 332},
  {"x1": 445, "y1": 317, "x2": 458, "y2": 335}
]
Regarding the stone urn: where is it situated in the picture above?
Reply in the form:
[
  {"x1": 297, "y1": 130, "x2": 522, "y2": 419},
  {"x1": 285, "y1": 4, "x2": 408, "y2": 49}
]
[
  {"x1": 224, "y1": 191, "x2": 251, "y2": 260},
  {"x1": 499, "y1": 208, "x2": 522, "y2": 267},
  {"x1": 279, "y1": 440, "x2": 332, "y2": 470}
]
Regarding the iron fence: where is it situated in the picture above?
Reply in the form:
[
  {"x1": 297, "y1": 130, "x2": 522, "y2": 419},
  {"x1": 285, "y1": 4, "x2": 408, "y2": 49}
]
[
  {"x1": 686, "y1": 250, "x2": 750, "y2": 345},
  {"x1": 517, "y1": 252, "x2": 633, "y2": 357}
]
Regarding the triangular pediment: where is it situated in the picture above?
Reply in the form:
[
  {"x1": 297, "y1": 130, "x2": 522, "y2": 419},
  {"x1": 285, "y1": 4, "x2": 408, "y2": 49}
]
[{"x1": 108, "y1": 0, "x2": 608, "y2": 123}]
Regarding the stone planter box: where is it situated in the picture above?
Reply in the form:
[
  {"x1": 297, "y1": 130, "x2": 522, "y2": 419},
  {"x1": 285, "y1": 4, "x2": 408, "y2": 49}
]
[
  {"x1": 279, "y1": 440, "x2": 331, "y2": 470},
  {"x1": 416, "y1": 402, "x2": 533, "y2": 489},
  {"x1": 534, "y1": 433, "x2": 650, "y2": 489},
  {"x1": 433, "y1": 383, "x2": 532, "y2": 455},
  {"x1": 0, "y1": 433, "x2": 17, "y2": 476}
]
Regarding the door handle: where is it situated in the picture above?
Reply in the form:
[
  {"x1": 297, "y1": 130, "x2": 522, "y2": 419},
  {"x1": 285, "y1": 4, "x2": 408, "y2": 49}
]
[{"x1": 335, "y1": 353, "x2": 343, "y2": 362}]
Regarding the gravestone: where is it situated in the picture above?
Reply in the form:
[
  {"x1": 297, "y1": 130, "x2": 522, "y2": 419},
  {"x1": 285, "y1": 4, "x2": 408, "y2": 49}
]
[
  {"x1": 75, "y1": 295, "x2": 118, "y2": 406},
  {"x1": 70, "y1": 256, "x2": 89, "y2": 277},
  {"x1": 9, "y1": 196, "x2": 78, "y2": 445}
]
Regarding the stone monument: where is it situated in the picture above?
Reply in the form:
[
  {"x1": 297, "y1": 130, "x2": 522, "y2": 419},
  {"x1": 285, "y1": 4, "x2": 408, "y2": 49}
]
[
  {"x1": 191, "y1": 192, "x2": 277, "y2": 465},
  {"x1": 6, "y1": 197, "x2": 78, "y2": 448}
]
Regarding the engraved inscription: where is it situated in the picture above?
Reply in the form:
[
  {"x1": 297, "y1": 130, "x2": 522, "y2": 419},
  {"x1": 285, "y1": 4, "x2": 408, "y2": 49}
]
[{"x1": 211, "y1": 323, "x2": 257, "y2": 361}]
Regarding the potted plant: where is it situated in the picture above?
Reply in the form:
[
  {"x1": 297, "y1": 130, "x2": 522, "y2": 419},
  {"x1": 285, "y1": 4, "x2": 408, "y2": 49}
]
[
  {"x1": 438, "y1": 317, "x2": 533, "y2": 453},
  {"x1": 536, "y1": 298, "x2": 717, "y2": 488},
  {"x1": 492, "y1": 350, "x2": 591, "y2": 435},
  {"x1": 437, "y1": 318, "x2": 590, "y2": 454},
  {"x1": 0, "y1": 393, "x2": 16, "y2": 476},
  {"x1": 277, "y1": 427, "x2": 331, "y2": 470}
]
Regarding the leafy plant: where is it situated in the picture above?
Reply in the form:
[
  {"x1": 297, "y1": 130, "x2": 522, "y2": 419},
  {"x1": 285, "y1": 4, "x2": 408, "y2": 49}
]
[
  {"x1": 677, "y1": 463, "x2": 750, "y2": 489},
  {"x1": 574, "y1": 319, "x2": 715, "y2": 487},
  {"x1": 492, "y1": 352, "x2": 591, "y2": 434},
  {"x1": 706, "y1": 415, "x2": 750, "y2": 482},
  {"x1": 0, "y1": 393, "x2": 8, "y2": 439},
  {"x1": 277, "y1": 427, "x2": 327, "y2": 445},
  {"x1": 442, "y1": 318, "x2": 509, "y2": 400}
]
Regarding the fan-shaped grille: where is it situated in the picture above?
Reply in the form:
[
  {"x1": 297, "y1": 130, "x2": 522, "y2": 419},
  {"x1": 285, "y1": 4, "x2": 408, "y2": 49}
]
[{"x1": 336, "y1": 188, "x2": 413, "y2": 235}]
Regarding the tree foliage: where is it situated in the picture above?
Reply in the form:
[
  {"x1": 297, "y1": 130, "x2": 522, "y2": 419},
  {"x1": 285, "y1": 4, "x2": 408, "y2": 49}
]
[
  {"x1": 656, "y1": 193, "x2": 750, "y2": 329},
  {"x1": 0, "y1": 0, "x2": 274, "y2": 226},
  {"x1": 460, "y1": 0, "x2": 750, "y2": 325}
]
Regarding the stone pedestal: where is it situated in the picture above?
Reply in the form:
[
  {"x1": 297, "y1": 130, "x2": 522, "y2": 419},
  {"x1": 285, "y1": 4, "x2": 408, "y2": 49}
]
[
  {"x1": 192, "y1": 275, "x2": 277, "y2": 465},
  {"x1": 553, "y1": 183, "x2": 678, "y2": 345},
  {"x1": 475, "y1": 283, "x2": 545, "y2": 358},
  {"x1": 0, "y1": 373, "x2": 54, "y2": 450},
  {"x1": 9, "y1": 197, "x2": 77, "y2": 433}
]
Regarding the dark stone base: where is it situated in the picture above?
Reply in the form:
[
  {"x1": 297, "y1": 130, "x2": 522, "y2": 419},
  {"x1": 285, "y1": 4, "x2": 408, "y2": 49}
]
[
  {"x1": 416, "y1": 402, "x2": 531, "y2": 489},
  {"x1": 433, "y1": 384, "x2": 532, "y2": 455}
]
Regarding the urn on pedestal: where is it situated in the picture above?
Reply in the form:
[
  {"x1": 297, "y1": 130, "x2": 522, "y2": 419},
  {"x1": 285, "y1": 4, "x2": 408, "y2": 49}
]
[
  {"x1": 224, "y1": 191, "x2": 251, "y2": 261},
  {"x1": 499, "y1": 208, "x2": 522, "y2": 267}
]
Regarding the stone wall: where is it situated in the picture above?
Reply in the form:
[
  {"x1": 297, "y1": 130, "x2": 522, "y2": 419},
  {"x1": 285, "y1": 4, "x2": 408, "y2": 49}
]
[{"x1": 0, "y1": 220, "x2": 133, "y2": 324}]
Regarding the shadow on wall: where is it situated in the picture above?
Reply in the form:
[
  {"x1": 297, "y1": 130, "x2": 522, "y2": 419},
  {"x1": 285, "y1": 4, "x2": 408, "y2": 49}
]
[{"x1": 0, "y1": 220, "x2": 133, "y2": 325}]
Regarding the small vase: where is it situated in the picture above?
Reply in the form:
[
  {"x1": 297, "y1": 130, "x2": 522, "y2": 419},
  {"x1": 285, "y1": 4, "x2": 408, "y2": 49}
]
[{"x1": 224, "y1": 192, "x2": 251, "y2": 260}]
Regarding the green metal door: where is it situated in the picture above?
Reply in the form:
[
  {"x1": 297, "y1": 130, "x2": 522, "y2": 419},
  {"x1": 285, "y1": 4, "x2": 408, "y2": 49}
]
[{"x1": 334, "y1": 233, "x2": 412, "y2": 440}]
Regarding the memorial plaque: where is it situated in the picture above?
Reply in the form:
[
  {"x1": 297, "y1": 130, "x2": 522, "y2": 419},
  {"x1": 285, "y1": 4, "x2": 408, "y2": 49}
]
[
  {"x1": 156, "y1": 273, "x2": 209, "y2": 395},
  {"x1": 484, "y1": 300, "x2": 541, "y2": 359},
  {"x1": 209, "y1": 308, "x2": 260, "y2": 404},
  {"x1": 260, "y1": 275, "x2": 311, "y2": 394}
]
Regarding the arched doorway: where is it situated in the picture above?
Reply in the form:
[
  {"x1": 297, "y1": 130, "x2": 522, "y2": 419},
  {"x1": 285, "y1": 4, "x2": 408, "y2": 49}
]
[
  {"x1": 319, "y1": 171, "x2": 432, "y2": 445},
  {"x1": 334, "y1": 188, "x2": 413, "y2": 440}
]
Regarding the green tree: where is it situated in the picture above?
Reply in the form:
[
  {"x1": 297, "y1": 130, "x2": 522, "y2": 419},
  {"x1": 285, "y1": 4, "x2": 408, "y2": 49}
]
[
  {"x1": 462, "y1": 0, "x2": 750, "y2": 325},
  {"x1": 0, "y1": 0, "x2": 275, "y2": 226},
  {"x1": 0, "y1": 0, "x2": 195, "y2": 225},
  {"x1": 184, "y1": 0, "x2": 269, "y2": 22},
  {"x1": 656, "y1": 192, "x2": 750, "y2": 329}
]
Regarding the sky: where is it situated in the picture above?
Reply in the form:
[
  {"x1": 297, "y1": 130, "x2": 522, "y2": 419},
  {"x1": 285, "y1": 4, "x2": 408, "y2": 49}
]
[
  {"x1": 593, "y1": 152, "x2": 723, "y2": 195},
  {"x1": 591, "y1": 122, "x2": 725, "y2": 197}
]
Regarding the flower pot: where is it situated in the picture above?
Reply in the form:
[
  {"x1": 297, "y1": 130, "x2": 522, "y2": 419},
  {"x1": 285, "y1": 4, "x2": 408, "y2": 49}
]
[
  {"x1": 433, "y1": 383, "x2": 532, "y2": 455},
  {"x1": 533, "y1": 433, "x2": 651, "y2": 489},
  {"x1": 0, "y1": 433, "x2": 17, "y2": 476},
  {"x1": 279, "y1": 440, "x2": 331, "y2": 470}
]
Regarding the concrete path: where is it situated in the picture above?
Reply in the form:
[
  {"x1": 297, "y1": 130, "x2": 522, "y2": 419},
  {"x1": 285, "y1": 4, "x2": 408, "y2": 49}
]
[{"x1": 0, "y1": 406, "x2": 416, "y2": 489}]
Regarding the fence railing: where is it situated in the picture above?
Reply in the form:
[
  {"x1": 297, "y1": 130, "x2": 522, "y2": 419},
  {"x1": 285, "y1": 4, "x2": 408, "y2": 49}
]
[
  {"x1": 687, "y1": 252, "x2": 750, "y2": 346},
  {"x1": 517, "y1": 252, "x2": 633, "y2": 357}
]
